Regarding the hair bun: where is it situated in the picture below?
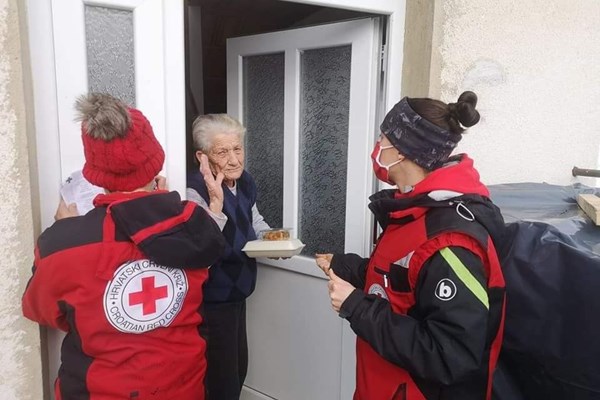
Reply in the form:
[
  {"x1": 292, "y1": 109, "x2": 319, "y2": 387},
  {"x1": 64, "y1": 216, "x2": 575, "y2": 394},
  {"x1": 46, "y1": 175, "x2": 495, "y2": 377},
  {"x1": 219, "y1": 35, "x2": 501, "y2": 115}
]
[{"x1": 452, "y1": 91, "x2": 480, "y2": 128}]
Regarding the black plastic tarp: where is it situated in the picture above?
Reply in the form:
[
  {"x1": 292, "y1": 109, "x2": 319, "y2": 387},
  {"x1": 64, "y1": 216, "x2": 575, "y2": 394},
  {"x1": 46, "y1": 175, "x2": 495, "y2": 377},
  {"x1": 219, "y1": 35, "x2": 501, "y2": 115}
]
[{"x1": 488, "y1": 183, "x2": 600, "y2": 400}]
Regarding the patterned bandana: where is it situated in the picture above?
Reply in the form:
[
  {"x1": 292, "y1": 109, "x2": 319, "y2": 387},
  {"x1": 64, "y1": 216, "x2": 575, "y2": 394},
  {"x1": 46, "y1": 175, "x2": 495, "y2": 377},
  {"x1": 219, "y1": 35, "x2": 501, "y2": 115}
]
[{"x1": 380, "y1": 97, "x2": 462, "y2": 170}]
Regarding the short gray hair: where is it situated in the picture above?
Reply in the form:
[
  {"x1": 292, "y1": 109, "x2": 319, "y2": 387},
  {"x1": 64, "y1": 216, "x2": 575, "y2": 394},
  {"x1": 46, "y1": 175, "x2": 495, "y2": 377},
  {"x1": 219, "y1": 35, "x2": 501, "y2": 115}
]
[{"x1": 192, "y1": 114, "x2": 246, "y2": 152}]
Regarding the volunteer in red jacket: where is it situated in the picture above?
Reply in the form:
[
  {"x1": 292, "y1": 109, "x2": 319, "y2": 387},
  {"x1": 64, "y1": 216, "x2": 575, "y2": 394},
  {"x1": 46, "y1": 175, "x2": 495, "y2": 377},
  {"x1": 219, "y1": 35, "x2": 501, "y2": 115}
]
[
  {"x1": 316, "y1": 91, "x2": 506, "y2": 400},
  {"x1": 22, "y1": 93, "x2": 225, "y2": 400}
]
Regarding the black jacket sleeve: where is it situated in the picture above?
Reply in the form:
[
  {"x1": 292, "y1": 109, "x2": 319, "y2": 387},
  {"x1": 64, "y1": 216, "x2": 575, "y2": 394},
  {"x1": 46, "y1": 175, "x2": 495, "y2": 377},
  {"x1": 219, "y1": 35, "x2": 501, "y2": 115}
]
[
  {"x1": 330, "y1": 253, "x2": 369, "y2": 290},
  {"x1": 339, "y1": 246, "x2": 490, "y2": 385},
  {"x1": 110, "y1": 192, "x2": 225, "y2": 269}
]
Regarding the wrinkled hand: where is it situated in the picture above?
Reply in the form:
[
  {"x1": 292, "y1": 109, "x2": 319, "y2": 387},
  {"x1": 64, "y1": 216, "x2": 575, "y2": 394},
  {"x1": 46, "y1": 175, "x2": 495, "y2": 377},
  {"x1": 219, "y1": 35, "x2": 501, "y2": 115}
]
[
  {"x1": 200, "y1": 154, "x2": 224, "y2": 214},
  {"x1": 315, "y1": 253, "x2": 333, "y2": 277},
  {"x1": 154, "y1": 175, "x2": 168, "y2": 190},
  {"x1": 328, "y1": 269, "x2": 355, "y2": 313},
  {"x1": 55, "y1": 198, "x2": 78, "y2": 220}
]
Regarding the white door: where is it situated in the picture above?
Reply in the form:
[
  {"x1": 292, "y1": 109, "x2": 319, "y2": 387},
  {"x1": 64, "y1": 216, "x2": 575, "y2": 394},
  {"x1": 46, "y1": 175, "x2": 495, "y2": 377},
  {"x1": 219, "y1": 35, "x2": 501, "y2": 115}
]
[
  {"x1": 26, "y1": 1, "x2": 185, "y2": 397},
  {"x1": 227, "y1": 18, "x2": 382, "y2": 400}
]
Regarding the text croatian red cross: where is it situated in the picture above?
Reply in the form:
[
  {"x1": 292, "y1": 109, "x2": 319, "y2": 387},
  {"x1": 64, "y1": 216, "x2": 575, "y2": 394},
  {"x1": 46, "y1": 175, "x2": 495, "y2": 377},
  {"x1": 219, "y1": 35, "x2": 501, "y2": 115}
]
[{"x1": 129, "y1": 276, "x2": 168, "y2": 315}]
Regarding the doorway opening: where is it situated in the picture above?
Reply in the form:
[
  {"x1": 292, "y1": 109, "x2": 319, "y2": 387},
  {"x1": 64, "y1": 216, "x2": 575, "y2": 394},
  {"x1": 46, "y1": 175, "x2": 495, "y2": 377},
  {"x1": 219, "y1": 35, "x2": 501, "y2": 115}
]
[{"x1": 184, "y1": 0, "x2": 380, "y2": 170}]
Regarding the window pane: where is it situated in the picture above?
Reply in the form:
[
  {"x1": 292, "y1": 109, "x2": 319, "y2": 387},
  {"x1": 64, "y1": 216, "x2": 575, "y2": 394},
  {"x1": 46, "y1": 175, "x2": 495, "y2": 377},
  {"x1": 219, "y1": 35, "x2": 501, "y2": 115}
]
[
  {"x1": 299, "y1": 46, "x2": 351, "y2": 255},
  {"x1": 243, "y1": 53, "x2": 285, "y2": 228},
  {"x1": 85, "y1": 6, "x2": 135, "y2": 106}
]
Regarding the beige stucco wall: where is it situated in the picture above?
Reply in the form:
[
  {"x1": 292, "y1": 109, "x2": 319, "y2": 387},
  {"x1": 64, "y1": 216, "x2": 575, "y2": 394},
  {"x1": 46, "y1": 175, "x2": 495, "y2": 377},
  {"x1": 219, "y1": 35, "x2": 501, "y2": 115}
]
[
  {"x1": 429, "y1": 0, "x2": 600, "y2": 186},
  {"x1": 0, "y1": 0, "x2": 43, "y2": 398},
  {"x1": 401, "y1": 0, "x2": 435, "y2": 98}
]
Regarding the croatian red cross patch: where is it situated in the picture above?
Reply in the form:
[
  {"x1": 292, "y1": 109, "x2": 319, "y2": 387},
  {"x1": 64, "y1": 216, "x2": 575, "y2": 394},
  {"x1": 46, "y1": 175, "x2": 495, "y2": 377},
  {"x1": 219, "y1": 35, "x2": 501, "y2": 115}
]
[
  {"x1": 103, "y1": 260, "x2": 188, "y2": 334},
  {"x1": 128, "y1": 276, "x2": 169, "y2": 315}
]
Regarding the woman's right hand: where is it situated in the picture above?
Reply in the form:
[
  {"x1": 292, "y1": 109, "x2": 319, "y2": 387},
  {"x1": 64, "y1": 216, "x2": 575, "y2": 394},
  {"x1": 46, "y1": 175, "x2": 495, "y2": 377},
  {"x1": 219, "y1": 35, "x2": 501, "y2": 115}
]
[
  {"x1": 315, "y1": 253, "x2": 333, "y2": 277},
  {"x1": 154, "y1": 175, "x2": 168, "y2": 190},
  {"x1": 200, "y1": 154, "x2": 225, "y2": 215}
]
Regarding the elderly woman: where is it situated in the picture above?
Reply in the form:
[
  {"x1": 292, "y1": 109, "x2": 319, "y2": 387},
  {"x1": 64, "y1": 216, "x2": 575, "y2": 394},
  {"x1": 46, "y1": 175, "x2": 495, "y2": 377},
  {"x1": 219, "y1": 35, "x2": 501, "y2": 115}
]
[{"x1": 186, "y1": 114, "x2": 270, "y2": 400}]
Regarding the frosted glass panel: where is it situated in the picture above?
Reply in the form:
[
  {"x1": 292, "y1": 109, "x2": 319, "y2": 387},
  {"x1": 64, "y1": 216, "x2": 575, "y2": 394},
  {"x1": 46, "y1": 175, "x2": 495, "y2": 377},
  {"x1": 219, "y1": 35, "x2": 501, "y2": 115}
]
[
  {"x1": 243, "y1": 53, "x2": 285, "y2": 228},
  {"x1": 85, "y1": 6, "x2": 135, "y2": 106},
  {"x1": 299, "y1": 46, "x2": 351, "y2": 256}
]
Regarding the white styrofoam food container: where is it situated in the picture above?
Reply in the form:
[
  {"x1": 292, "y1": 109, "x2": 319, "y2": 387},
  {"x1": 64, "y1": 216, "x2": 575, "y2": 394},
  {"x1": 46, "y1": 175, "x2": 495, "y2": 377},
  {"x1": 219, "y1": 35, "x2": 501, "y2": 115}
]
[{"x1": 242, "y1": 238, "x2": 305, "y2": 258}]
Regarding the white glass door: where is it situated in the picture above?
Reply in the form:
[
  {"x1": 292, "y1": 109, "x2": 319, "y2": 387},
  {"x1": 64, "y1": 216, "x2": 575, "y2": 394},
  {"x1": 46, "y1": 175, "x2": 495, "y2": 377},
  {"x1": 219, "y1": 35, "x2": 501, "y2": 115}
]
[
  {"x1": 227, "y1": 18, "x2": 381, "y2": 400},
  {"x1": 27, "y1": 1, "x2": 185, "y2": 397}
]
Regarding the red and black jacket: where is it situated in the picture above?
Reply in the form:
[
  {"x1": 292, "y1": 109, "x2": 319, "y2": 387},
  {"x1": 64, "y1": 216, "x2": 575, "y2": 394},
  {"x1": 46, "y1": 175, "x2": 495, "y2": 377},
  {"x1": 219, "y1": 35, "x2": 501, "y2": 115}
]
[
  {"x1": 332, "y1": 155, "x2": 506, "y2": 400},
  {"x1": 22, "y1": 191, "x2": 225, "y2": 400}
]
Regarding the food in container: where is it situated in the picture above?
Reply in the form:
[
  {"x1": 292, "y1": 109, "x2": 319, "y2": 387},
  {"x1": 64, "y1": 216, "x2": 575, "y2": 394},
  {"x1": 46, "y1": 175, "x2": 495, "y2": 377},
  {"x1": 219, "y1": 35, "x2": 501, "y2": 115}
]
[
  {"x1": 259, "y1": 228, "x2": 291, "y2": 241},
  {"x1": 242, "y1": 228, "x2": 304, "y2": 258}
]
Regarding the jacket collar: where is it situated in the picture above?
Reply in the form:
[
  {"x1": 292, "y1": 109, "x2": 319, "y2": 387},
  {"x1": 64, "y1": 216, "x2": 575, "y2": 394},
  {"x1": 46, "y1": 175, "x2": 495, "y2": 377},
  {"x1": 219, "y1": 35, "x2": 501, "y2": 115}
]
[
  {"x1": 93, "y1": 190, "x2": 168, "y2": 207},
  {"x1": 369, "y1": 154, "x2": 491, "y2": 229}
]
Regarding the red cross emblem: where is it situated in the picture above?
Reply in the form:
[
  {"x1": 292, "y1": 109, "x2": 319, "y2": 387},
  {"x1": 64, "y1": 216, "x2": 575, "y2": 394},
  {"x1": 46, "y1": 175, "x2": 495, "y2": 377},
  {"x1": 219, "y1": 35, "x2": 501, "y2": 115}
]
[{"x1": 128, "y1": 276, "x2": 169, "y2": 315}]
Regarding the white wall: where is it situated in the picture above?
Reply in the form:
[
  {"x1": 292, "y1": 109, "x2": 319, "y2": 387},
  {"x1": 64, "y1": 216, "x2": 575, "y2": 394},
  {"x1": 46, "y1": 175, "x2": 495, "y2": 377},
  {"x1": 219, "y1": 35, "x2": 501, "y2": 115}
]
[
  {"x1": 0, "y1": 0, "x2": 44, "y2": 398},
  {"x1": 429, "y1": 0, "x2": 600, "y2": 187}
]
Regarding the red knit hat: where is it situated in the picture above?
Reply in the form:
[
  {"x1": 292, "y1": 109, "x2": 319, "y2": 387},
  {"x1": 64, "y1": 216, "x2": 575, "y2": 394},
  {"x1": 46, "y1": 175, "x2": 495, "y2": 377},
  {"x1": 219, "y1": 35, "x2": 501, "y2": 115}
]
[{"x1": 77, "y1": 93, "x2": 165, "y2": 192}]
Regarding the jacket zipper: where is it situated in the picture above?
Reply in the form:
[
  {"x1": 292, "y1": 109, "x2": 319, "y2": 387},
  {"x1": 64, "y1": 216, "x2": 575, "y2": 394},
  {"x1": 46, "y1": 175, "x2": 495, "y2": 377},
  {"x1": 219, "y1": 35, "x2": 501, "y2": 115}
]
[{"x1": 373, "y1": 266, "x2": 389, "y2": 288}]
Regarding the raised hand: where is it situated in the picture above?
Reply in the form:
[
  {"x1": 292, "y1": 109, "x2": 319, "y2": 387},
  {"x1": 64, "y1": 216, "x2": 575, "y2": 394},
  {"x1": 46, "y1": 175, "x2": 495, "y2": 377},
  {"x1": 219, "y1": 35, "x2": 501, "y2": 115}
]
[{"x1": 199, "y1": 153, "x2": 225, "y2": 215}]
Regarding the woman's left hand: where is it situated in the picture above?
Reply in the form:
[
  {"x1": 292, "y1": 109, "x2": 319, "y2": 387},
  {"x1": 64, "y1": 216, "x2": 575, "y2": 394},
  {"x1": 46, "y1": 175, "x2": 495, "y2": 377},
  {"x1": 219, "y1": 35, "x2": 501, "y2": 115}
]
[
  {"x1": 54, "y1": 198, "x2": 79, "y2": 220},
  {"x1": 328, "y1": 269, "x2": 356, "y2": 313}
]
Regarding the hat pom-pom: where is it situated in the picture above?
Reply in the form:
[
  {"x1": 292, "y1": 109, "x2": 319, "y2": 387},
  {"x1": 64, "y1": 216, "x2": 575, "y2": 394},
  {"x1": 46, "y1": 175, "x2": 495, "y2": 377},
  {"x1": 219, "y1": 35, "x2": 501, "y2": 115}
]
[{"x1": 75, "y1": 93, "x2": 131, "y2": 141}]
